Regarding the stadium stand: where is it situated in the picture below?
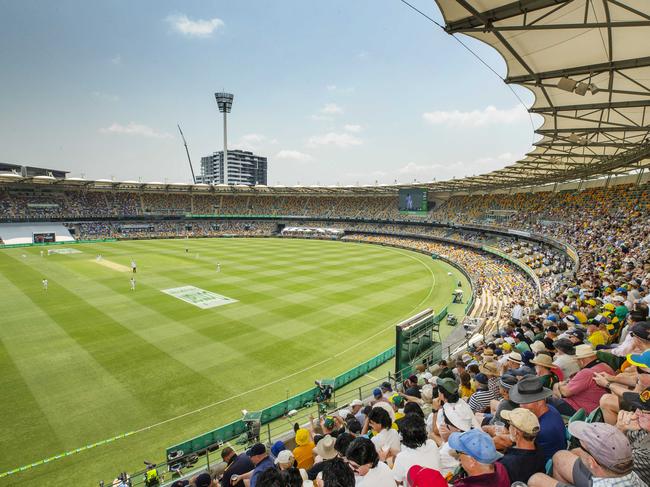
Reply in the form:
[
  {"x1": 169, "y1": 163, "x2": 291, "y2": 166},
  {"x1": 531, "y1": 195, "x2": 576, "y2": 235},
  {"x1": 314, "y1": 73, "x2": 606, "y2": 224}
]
[{"x1": 3, "y1": 0, "x2": 650, "y2": 483}]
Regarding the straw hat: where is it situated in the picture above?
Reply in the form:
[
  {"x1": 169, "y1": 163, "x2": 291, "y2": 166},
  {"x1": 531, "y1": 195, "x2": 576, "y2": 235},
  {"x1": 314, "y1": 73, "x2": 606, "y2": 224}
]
[
  {"x1": 529, "y1": 353, "x2": 554, "y2": 369},
  {"x1": 575, "y1": 344, "x2": 597, "y2": 360}
]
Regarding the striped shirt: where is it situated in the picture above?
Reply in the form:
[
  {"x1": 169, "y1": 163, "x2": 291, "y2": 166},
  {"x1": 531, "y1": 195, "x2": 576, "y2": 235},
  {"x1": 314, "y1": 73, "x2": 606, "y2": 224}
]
[{"x1": 468, "y1": 387, "x2": 496, "y2": 413}]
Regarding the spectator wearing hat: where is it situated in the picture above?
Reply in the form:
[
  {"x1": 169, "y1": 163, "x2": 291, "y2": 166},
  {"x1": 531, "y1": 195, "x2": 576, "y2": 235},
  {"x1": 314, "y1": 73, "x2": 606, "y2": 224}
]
[
  {"x1": 349, "y1": 399, "x2": 366, "y2": 425},
  {"x1": 498, "y1": 408, "x2": 546, "y2": 483},
  {"x1": 345, "y1": 437, "x2": 396, "y2": 487},
  {"x1": 293, "y1": 428, "x2": 316, "y2": 470},
  {"x1": 552, "y1": 338, "x2": 580, "y2": 379},
  {"x1": 447, "y1": 429, "x2": 510, "y2": 486},
  {"x1": 468, "y1": 373, "x2": 496, "y2": 413},
  {"x1": 431, "y1": 378, "x2": 481, "y2": 444},
  {"x1": 392, "y1": 414, "x2": 440, "y2": 483},
  {"x1": 247, "y1": 443, "x2": 275, "y2": 487},
  {"x1": 437, "y1": 396, "x2": 478, "y2": 477},
  {"x1": 479, "y1": 361, "x2": 501, "y2": 398},
  {"x1": 504, "y1": 351, "x2": 535, "y2": 378},
  {"x1": 529, "y1": 422, "x2": 645, "y2": 487},
  {"x1": 193, "y1": 472, "x2": 215, "y2": 487},
  {"x1": 510, "y1": 376, "x2": 566, "y2": 462},
  {"x1": 530, "y1": 353, "x2": 561, "y2": 388},
  {"x1": 367, "y1": 407, "x2": 401, "y2": 459},
  {"x1": 405, "y1": 465, "x2": 447, "y2": 487},
  {"x1": 543, "y1": 326, "x2": 559, "y2": 350},
  {"x1": 551, "y1": 344, "x2": 614, "y2": 415},
  {"x1": 490, "y1": 375, "x2": 519, "y2": 425},
  {"x1": 307, "y1": 435, "x2": 339, "y2": 481},
  {"x1": 220, "y1": 446, "x2": 254, "y2": 487}
]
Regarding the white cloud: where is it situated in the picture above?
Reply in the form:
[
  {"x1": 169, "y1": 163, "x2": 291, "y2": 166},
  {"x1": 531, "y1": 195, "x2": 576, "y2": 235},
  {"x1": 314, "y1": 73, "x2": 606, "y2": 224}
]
[
  {"x1": 92, "y1": 91, "x2": 120, "y2": 102},
  {"x1": 344, "y1": 152, "x2": 521, "y2": 184},
  {"x1": 326, "y1": 85, "x2": 337, "y2": 91},
  {"x1": 99, "y1": 122, "x2": 171, "y2": 139},
  {"x1": 422, "y1": 105, "x2": 528, "y2": 127},
  {"x1": 233, "y1": 133, "x2": 277, "y2": 152},
  {"x1": 166, "y1": 14, "x2": 224, "y2": 37},
  {"x1": 307, "y1": 132, "x2": 362, "y2": 148},
  {"x1": 275, "y1": 150, "x2": 313, "y2": 162},
  {"x1": 344, "y1": 124, "x2": 362, "y2": 133},
  {"x1": 110, "y1": 54, "x2": 122, "y2": 65},
  {"x1": 320, "y1": 103, "x2": 343, "y2": 115}
]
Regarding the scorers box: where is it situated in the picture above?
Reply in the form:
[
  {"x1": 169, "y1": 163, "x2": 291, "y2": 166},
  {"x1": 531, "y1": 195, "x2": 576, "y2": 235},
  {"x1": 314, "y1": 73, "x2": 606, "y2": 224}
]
[{"x1": 398, "y1": 188, "x2": 428, "y2": 214}]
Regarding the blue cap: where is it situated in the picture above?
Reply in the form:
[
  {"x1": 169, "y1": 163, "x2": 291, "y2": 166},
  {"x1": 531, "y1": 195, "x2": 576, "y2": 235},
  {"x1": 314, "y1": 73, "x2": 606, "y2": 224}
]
[
  {"x1": 373, "y1": 388, "x2": 382, "y2": 398},
  {"x1": 474, "y1": 373, "x2": 488, "y2": 384},
  {"x1": 271, "y1": 440, "x2": 286, "y2": 458},
  {"x1": 448, "y1": 429, "x2": 503, "y2": 464},
  {"x1": 547, "y1": 315, "x2": 558, "y2": 322}
]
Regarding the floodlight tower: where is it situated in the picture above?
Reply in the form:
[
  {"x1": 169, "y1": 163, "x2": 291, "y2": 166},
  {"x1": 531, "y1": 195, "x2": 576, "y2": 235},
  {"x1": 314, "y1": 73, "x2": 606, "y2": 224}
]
[{"x1": 214, "y1": 92, "x2": 234, "y2": 184}]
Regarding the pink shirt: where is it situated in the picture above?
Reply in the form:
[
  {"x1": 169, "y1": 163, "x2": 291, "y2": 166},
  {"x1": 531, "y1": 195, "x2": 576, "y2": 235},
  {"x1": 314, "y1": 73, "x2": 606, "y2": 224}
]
[{"x1": 565, "y1": 362, "x2": 614, "y2": 413}]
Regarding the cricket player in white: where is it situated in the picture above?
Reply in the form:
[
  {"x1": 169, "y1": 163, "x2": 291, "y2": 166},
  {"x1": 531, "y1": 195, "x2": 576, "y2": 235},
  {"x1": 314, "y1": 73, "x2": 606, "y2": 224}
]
[
  {"x1": 131, "y1": 259, "x2": 137, "y2": 273},
  {"x1": 216, "y1": 263, "x2": 221, "y2": 273},
  {"x1": 130, "y1": 277, "x2": 136, "y2": 291},
  {"x1": 42, "y1": 279, "x2": 48, "y2": 291}
]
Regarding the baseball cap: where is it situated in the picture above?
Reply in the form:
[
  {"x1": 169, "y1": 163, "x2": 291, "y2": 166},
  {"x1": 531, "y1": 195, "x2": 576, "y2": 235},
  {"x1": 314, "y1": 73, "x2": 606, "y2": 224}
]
[
  {"x1": 568, "y1": 422, "x2": 633, "y2": 474},
  {"x1": 630, "y1": 322, "x2": 650, "y2": 341},
  {"x1": 448, "y1": 429, "x2": 503, "y2": 464},
  {"x1": 436, "y1": 377, "x2": 459, "y2": 394},
  {"x1": 622, "y1": 387, "x2": 650, "y2": 411},
  {"x1": 350, "y1": 399, "x2": 363, "y2": 407},
  {"x1": 381, "y1": 381, "x2": 392, "y2": 392},
  {"x1": 474, "y1": 373, "x2": 488, "y2": 385},
  {"x1": 406, "y1": 465, "x2": 447, "y2": 487},
  {"x1": 274, "y1": 449, "x2": 294, "y2": 465},
  {"x1": 500, "y1": 408, "x2": 540, "y2": 435},
  {"x1": 373, "y1": 388, "x2": 382, "y2": 398},
  {"x1": 323, "y1": 416, "x2": 336, "y2": 429},
  {"x1": 195, "y1": 473, "x2": 212, "y2": 487}
]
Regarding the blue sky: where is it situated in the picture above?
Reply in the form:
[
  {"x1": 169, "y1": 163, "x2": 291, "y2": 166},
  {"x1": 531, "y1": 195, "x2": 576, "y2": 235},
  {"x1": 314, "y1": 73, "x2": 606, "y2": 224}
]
[{"x1": 0, "y1": 0, "x2": 537, "y2": 185}]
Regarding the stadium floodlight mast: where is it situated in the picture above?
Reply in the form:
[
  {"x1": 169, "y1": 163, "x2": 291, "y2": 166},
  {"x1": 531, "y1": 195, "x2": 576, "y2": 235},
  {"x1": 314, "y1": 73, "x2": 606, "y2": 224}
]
[{"x1": 215, "y1": 92, "x2": 234, "y2": 184}]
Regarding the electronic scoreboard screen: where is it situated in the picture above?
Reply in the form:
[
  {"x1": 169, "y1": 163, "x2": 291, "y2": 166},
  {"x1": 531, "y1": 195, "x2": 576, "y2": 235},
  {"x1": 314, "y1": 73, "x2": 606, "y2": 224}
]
[
  {"x1": 33, "y1": 232, "x2": 56, "y2": 243},
  {"x1": 398, "y1": 188, "x2": 428, "y2": 213}
]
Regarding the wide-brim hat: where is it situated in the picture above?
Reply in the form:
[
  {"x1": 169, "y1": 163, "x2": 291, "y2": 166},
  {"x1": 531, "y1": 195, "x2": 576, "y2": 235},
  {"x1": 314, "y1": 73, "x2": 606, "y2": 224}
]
[
  {"x1": 529, "y1": 353, "x2": 554, "y2": 368},
  {"x1": 314, "y1": 435, "x2": 337, "y2": 460},
  {"x1": 575, "y1": 344, "x2": 596, "y2": 359},
  {"x1": 509, "y1": 376, "x2": 552, "y2": 404},
  {"x1": 479, "y1": 361, "x2": 498, "y2": 376},
  {"x1": 508, "y1": 351, "x2": 522, "y2": 363}
]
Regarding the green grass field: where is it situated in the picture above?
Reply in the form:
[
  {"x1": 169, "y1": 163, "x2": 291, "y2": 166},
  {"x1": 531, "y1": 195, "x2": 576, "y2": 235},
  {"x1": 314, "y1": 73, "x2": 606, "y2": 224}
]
[{"x1": 0, "y1": 237, "x2": 468, "y2": 485}]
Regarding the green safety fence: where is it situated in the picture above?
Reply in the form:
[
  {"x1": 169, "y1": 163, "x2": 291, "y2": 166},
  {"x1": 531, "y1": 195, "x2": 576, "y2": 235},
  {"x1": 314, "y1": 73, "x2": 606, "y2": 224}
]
[
  {"x1": 0, "y1": 238, "x2": 117, "y2": 249},
  {"x1": 166, "y1": 347, "x2": 396, "y2": 459}
]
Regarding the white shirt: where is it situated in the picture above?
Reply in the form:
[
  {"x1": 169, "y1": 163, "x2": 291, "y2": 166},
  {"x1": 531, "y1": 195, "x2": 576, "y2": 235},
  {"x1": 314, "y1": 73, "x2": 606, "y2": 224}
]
[
  {"x1": 392, "y1": 440, "x2": 441, "y2": 483},
  {"x1": 372, "y1": 401, "x2": 396, "y2": 421},
  {"x1": 439, "y1": 442, "x2": 460, "y2": 478},
  {"x1": 553, "y1": 353, "x2": 580, "y2": 379},
  {"x1": 371, "y1": 428, "x2": 401, "y2": 455},
  {"x1": 356, "y1": 461, "x2": 396, "y2": 487}
]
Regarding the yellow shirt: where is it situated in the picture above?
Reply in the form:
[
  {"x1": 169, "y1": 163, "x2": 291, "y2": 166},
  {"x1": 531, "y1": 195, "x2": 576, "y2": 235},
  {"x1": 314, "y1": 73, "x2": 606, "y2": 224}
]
[
  {"x1": 293, "y1": 442, "x2": 315, "y2": 469},
  {"x1": 459, "y1": 384, "x2": 474, "y2": 399},
  {"x1": 587, "y1": 330, "x2": 608, "y2": 347}
]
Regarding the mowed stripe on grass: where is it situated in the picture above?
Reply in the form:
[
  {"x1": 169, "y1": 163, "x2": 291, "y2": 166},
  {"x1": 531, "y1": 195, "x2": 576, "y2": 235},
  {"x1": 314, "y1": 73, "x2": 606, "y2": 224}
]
[{"x1": 0, "y1": 238, "x2": 468, "y2": 485}]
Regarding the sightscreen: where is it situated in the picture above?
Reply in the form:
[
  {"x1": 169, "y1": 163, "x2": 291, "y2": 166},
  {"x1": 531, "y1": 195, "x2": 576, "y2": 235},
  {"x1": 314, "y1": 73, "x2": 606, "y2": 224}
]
[{"x1": 398, "y1": 188, "x2": 428, "y2": 212}]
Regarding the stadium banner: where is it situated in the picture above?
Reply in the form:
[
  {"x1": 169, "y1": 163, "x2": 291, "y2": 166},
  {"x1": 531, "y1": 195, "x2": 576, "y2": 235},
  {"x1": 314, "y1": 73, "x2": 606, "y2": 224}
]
[{"x1": 0, "y1": 238, "x2": 117, "y2": 249}]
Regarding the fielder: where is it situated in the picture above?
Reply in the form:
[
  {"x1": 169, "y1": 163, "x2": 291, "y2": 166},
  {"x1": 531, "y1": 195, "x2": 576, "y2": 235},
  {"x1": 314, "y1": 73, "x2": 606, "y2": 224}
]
[
  {"x1": 42, "y1": 278, "x2": 48, "y2": 291},
  {"x1": 130, "y1": 277, "x2": 136, "y2": 291},
  {"x1": 131, "y1": 259, "x2": 137, "y2": 273}
]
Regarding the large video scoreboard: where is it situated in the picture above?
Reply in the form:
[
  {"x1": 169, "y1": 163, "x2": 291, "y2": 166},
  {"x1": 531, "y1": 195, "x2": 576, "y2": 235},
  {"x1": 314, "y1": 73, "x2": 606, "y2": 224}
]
[{"x1": 398, "y1": 188, "x2": 428, "y2": 214}]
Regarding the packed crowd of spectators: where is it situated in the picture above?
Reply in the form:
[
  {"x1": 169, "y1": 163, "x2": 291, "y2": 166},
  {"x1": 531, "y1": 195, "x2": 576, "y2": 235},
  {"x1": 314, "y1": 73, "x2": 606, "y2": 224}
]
[{"x1": 178, "y1": 261, "x2": 650, "y2": 487}]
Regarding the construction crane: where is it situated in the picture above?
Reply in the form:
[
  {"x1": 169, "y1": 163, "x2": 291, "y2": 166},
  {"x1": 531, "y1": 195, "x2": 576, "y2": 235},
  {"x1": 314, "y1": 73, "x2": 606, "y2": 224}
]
[{"x1": 177, "y1": 124, "x2": 196, "y2": 184}]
